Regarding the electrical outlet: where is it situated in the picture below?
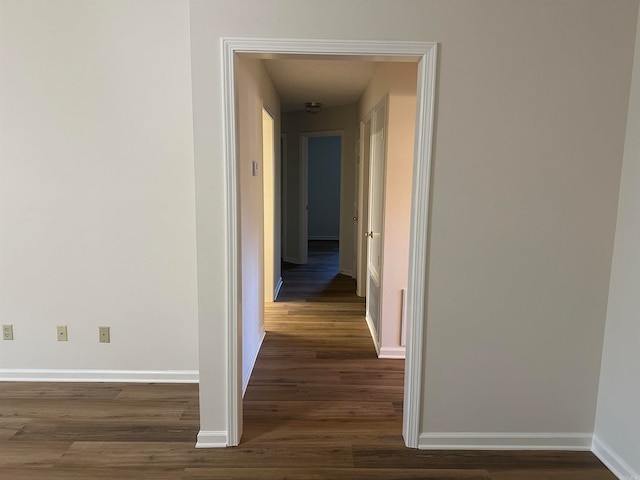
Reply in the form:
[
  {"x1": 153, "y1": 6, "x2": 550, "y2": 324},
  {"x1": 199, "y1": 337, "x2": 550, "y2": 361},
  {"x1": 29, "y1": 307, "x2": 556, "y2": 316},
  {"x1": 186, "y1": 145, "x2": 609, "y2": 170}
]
[
  {"x1": 2, "y1": 324, "x2": 13, "y2": 340},
  {"x1": 99, "y1": 326, "x2": 110, "y2": 343},
  {"x1": 57, "y1": 325, "x2": 68, "y2": 341}
]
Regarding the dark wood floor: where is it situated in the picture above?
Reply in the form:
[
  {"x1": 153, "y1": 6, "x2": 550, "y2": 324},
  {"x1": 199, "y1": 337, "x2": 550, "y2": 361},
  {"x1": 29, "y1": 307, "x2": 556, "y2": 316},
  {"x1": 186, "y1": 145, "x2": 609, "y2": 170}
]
[{"x1": 0, "y1": 241, "x2": 616, "y2": 479}]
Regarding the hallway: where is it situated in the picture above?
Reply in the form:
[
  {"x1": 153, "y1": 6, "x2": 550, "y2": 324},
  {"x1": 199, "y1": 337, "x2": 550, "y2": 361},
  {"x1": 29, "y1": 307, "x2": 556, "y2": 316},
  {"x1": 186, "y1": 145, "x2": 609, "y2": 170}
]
[{"x1": 243, "y1": 240, "x2": 406, "y2": 446}]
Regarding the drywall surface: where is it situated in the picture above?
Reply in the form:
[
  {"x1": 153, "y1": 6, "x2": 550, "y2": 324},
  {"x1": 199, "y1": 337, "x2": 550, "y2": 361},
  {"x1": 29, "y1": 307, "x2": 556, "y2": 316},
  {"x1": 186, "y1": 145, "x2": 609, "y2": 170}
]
[
  {"x1": 235, "y1": 55, "x2": 281, "y2": 391},
  {"x1": 281, "y1": 104, "x2": 358, "y2": 273},
  {"x1": 190, "y1": 0, "x2": 638, "y2": 441},
  {"x1": 594, "y1": 8, "x2": 640, "y2": 476},
  {"x1": 307, "y1": 136, "x2": 341, "y2": 240},
  {"x1": 359, "y1": 62, "x2": 418, "y2": 356},
  {"x1": 0, "y1": 0, "x2": 198, "y2": 374}
]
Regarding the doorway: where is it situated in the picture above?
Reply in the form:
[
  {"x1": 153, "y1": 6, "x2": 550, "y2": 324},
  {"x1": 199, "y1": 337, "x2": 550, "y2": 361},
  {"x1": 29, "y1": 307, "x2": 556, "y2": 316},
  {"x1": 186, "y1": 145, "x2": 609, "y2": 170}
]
[
  {"x1": 299, "y1": 132, "x2": 343, "y2": 267},
  {"x1": 210, "y1": 38, "x2": 438, "y2": 450}
]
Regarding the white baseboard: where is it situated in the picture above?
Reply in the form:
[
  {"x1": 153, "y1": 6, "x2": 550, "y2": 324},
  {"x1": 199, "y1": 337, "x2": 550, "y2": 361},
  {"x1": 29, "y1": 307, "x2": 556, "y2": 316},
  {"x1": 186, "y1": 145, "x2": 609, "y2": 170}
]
[
  {"x1": 242, "y1": 331, "x2": 266, "y2": 396},
  {"x1": 339, "y1": 268, "x2": 354, "y2": 277},
  {"x1": 308, "y1": 236, "x2": 339, "y2": 241},
  {"x1": 364, "y1": 312, "x2": 380, "y2": 356},
  {"x1": 274, "y1": 277, "x2": 283, "y2": 301},
  {"x1": 196, "y1": 430, "x2": 228, "y2": 448},
  {"x1": 0, "y1": 368, "x2": 198, "y2": 383},
  {"x1": 379, "y1": 346, "x2": 406, "y2": 359},
  {"x1": 593, "y1": 435, "x2": 640, "y2": 480},
  {"x1": 283, "y1": 256, "x2": 302, "y2": 264},
  {"x1": 418, "y1": 432, "x2": 592, "y2": 450}
]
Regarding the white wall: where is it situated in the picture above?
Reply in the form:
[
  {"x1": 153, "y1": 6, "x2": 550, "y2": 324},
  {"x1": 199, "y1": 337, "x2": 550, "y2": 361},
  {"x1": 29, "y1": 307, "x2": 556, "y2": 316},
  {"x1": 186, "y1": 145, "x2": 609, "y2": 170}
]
[
  {"x1": 281, "y1": 104, "x2": 358, "y2": 273},
  {"x1": 359, "y1": 62, "x2": 418, "y2": 358},
  {"x1": 307, "y1": 136, "x2": 341, "y2": 240},
  {"x1": 593, "y1": 8, "x2": 640, "y2": 478},
  {"x1": 190, "y1": 0, "x2": 638, "y2": 445},
  {"x1": 235, "y1": 56, "x2": 281, "y2": 392},
  {"x1": 0, "y1": 0, "x2": 198, "y2": 378}
]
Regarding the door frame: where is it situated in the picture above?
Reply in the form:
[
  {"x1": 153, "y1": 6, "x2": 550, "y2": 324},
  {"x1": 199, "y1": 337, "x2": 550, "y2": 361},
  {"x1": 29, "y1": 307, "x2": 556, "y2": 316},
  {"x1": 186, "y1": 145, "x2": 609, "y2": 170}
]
[
  {"x1": 217, "y1": 37, "x2": 438, "y2": 449},
  {"x1": 356, "y1": 116, "x2": 372, "y2": 298},
  {"x1": 262, "y1": 107, "x2": 277, "y2": 302},
  {"x1": 299, "y1": 130, "x2": 344, "y2": 264}
]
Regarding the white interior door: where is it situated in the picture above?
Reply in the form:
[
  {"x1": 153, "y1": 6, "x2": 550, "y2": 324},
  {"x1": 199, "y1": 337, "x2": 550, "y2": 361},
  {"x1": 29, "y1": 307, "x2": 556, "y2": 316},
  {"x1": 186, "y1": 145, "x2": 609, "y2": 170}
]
[
  {"x1": 262, "y1": 108, "x2": 276, "y2": 301},
  {"x1": 356, "y1": 119, "x2": 371, "y2": 297},
  {"x1": 365, "y1": 102, "x2": 387, "y2": 350}
]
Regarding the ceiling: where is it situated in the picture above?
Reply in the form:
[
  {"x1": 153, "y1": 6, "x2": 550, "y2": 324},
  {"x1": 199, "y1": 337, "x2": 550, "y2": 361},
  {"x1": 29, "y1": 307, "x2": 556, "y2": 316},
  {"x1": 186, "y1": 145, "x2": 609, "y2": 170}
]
[{"x1": 262, "y1": 58, "x2": 380, "y2": 113}]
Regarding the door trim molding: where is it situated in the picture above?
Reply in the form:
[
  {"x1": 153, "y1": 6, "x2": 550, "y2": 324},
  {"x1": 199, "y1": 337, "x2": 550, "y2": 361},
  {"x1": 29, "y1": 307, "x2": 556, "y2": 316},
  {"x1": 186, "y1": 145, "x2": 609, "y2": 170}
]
[
  {"x1": 219, "y1": 37, "x2": 438, "y2": 448},
  {"x1": 403, "y1": 39, "x2": 438, "y2": 449}
]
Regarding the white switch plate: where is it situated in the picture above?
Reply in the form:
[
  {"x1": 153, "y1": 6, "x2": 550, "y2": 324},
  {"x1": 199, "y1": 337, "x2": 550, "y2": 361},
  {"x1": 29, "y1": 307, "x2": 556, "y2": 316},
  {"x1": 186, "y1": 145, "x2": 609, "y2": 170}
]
[
  {"x1": 2, "y1": 324, "x2": 13, "y2": 340},
  {"x1": 99, "y1": 326, "x2": 110, "y2": 343},
  {"x1": 57, "y1": 325, "x2": 68, "y2": 341}
]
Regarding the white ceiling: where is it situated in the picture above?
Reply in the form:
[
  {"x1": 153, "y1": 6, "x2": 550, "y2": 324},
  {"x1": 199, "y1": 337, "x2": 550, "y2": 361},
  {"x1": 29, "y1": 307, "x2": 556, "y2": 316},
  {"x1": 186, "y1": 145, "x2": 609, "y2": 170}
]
[{"x1": 262, "y1": 58, "x2": 380, "y2": 112}]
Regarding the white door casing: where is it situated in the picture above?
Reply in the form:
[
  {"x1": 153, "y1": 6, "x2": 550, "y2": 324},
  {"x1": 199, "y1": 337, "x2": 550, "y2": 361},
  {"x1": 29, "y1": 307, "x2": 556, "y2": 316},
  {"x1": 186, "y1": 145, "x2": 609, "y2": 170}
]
[
  {"x1": 262, "y1": 108, "x2": 276, "y2": 302},
  {"x1": 356, "y1": 118, "x2": 371, "y2": 298},
  {"x1": 214, "y1": 37, "x2": 438, "y2": 450}
]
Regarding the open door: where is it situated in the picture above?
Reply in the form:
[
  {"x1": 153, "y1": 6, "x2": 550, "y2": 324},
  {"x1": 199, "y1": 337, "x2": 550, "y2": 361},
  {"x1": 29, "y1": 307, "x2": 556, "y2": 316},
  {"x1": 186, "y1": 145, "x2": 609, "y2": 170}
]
[
  {"x1": 364, "y1": 101, "x2": 387, "y2": 353},
  {"x1": 263, "y1": 108, "x2": 277, "y2": 301},
  {"x1": 356, "y1": 119, "x2": 371, "y2": 297}
]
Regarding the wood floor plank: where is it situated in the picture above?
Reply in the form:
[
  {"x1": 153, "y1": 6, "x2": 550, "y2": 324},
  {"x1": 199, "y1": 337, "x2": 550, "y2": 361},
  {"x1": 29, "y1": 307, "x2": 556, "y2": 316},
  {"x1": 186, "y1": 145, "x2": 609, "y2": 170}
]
[
  {"x1": 11, "y1": 419, "x2": 197, "y2": 443},
  {"x1": 182, "y1": 467, "x2": 491, "y2": 479},
  {"x1": 0, "y1": 382, "x2": 123, "y2": 400},
  {"x1": 0, "y1": 398, "x2": 189, "y2": 420},
  {"x1": 58, "y1": 442, "x2": 354, "y2": 469},
  {"x1": 0, "y1": 467, "x2": 182, "y2": 480},
  {"x1": 243, "y1": 400, "x2": 398, "y2": 420},
  {"x1": 489, "y1": 468, "x2": 619, "y2": 479},
  {"x1": 0, "y1": 417, "x2": 31, "y2": 440},
  {"x1": 0, "y1": 441, "x2": 72, "y2": 467},
  {"x1": 351, "y1": 448, "x2": 607, "y2": 470},
  {"x1": 115, "y1": 383, "x2": 199, "y2": 401}
]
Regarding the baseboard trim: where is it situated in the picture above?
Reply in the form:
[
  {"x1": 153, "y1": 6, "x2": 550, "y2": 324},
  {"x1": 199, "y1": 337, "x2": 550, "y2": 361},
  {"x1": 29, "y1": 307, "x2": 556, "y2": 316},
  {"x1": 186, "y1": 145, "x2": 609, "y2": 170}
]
[
  {"x1": 242, "y1": 331, "x2": 266, "y2": 396},
  {"x1": 418, "y1": 432, "x2": 592, "y2": 450},
  {"x1": 339, "y1": 268, "x2": 354, "y2": 277},
  {"x1": 364, "y1": 312, "x2": 380, "y2": 356},
  {"x1": 274, "y1": 277, "x2": 283, "y2": 301},
  {"x1": 283, "y1": 256, "x2": 302, "y2": 264},
  {"x1": 196, "y1": 430, "x2": 228, "y2": 448},
  {"x1": 379, "y1": 346, "x2": 406, "y2": 359},
  {"x1": 308, "y1": 236, "x2": 339, "y2": 241},
  {"x1": 0, "y1": 369, "x2": 199, "y2": 383},
  {"x1": 592, "y1": 435, "x2": 640, "y2": 480}
]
